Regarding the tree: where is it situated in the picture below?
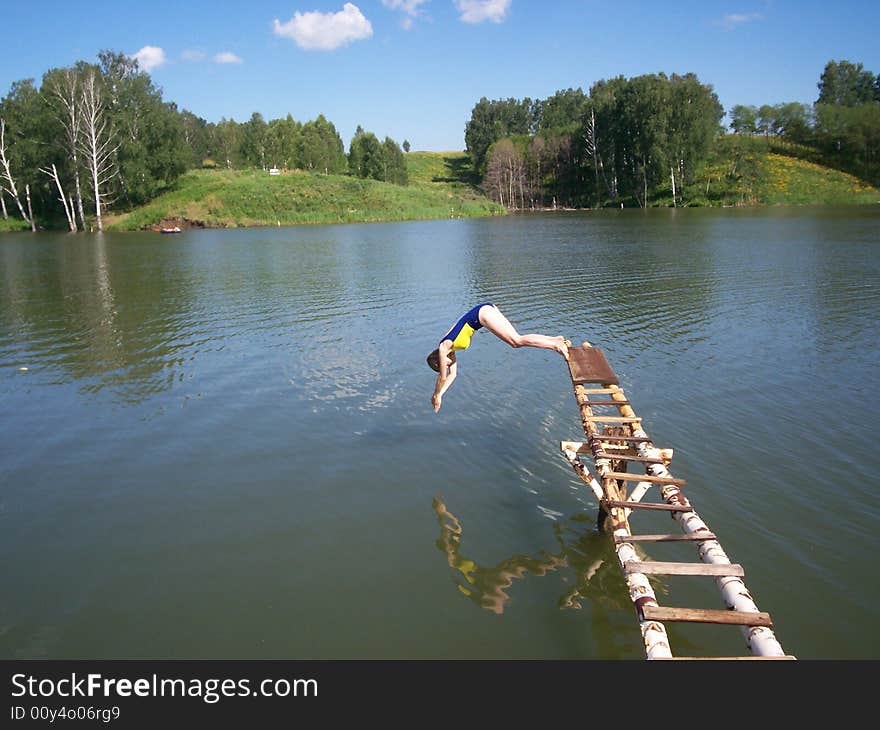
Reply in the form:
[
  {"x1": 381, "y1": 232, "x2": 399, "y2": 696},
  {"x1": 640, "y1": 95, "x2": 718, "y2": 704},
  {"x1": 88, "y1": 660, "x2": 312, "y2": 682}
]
[
  {"x1": 241, "y1": 112, "x2": 268, "y2": 168},
  {"x1": 667, "y1": 73, "x2": 723, "y2": 201},
  {"x1": 266, "y1": 115, "x2": 301, "y2": 169},
  {"x1": 465, "y1": 97, "x2": 532, "y2": 174},
  {"x1": 533, "y1": 88, "x2": 588, "y2": 134},
  {"x1": 730, "y1": 104, "x2": 758, "y2": 135},
  {"x1": 348, "y1": 128, "x2": 382, "y2": 179},
  {"x1": 756, "y1": 105, "x2": 776, "y2": 138},
  {"x1": 483, "y1": 138, "x2": 527, "y2": 209},
  {"x1": 0, "y1": 118, "x2": 34, "y2": 229},
  {"x1": 773, "y1": 102, "x2": 813, "y2": 144},
  {"x1": 617, "y1": 74, "x2": 672, "y2": 207},
  {"x1": 817, "y1": 60, "x2": 876, "y2": 106},
  {"x1": 402, "y1": 139, "x2": 410, "y2": 153},
  {"x1": 96, "y1": 51, "x2": 187, "y2": 206},
  {"x1": 79, "y1": 68, "x2": 118, "y2": 231},
  {"x1": 298, "y1": 115, "x2": 346, "y2": 174},
  {"x1": 0, "y1": 79, "x2": 47, "y2": 227},
  {"x1": 43, "y1": 67, "x2": 88, "y2": 229},
  {"x1": 381, "y1": 136, "x2": 407, "y2": 185},
  {"x1": 212, "y1": 118, "x2": 242, "y2": 168},
  {"x1": 180, "y1": 110, "x2": 210, "y2": 167}
]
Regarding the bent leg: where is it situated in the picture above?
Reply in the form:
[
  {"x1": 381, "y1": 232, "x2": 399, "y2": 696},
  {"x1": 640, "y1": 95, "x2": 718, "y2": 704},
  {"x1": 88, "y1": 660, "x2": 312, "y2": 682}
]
[{"x1": 479, "y1": 305, "x2": 569, "y2": 358}]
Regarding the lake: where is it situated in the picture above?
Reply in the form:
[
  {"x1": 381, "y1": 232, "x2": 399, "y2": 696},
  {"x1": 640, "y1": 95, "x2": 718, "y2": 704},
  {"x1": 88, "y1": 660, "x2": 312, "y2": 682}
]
[{"x1": 1, "y1": 207, "x2": 878, "y2": 659}]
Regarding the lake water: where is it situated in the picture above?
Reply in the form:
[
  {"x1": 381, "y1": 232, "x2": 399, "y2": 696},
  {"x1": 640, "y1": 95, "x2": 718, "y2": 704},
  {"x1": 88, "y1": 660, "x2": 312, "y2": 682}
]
[{"x1": 1, "y1": 208, "x2": 878, "y2": 659}]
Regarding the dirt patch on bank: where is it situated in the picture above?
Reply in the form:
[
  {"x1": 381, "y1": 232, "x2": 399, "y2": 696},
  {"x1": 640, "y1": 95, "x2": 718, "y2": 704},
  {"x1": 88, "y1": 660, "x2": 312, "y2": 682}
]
[{"x1": 146, "y1": 217, "x2": 209, "y2": 231}]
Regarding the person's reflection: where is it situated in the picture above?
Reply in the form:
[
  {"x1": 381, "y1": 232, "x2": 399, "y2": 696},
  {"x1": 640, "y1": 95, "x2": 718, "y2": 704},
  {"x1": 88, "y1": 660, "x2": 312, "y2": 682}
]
[{"x1": 433, "y1": 496, "x2": 644, "y2": 614}]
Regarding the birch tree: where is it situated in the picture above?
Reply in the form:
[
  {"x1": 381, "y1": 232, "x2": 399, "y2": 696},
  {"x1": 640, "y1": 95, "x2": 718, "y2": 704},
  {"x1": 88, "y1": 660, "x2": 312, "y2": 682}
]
[
  {"x1": 484, "y1": 138, "x2": 526, "y2": 209},
  {"x1": 44, "y1": 67, "x2": 86, "y2": 230},
  {"x1": 78, "y1": 70, "x2": 118, "y2": 232},
  {"x1": 0, "y1": 118, "x2": 34, "y2": 229}
]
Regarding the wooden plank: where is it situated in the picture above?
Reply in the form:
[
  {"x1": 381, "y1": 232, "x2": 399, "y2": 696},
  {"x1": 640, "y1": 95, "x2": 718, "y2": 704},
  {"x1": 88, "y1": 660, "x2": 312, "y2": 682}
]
[
  {"x1": 595, "y1": 452, "x2": 665, "y2": 464},
  {"x1": 604, "y1": 471, "x2": 686, "y2": 486},
  {"x1": 579, "y1": 388, "x2": 620, "y2": 395},
  {"x1": 624, "y1": 561, "x2": 745, "y2": 577},
  {"x1": 614, "y1": 532, "x2": 716, "y2": 543},
  {"x1": 578, "y1": 399, "x2": 631, "y2": 407},
  {"x1": 656, "y1": 656, "x2": 796, "y2": 661},
  {"x1": 568, "y1": 346, "x2": 619, "y2": 385},
  {"x1": 603, "y1": 500, "x2": 692, "y2": 512},
  {"x1": 584, "y1": 416, "x2": 642, "y2": 423},
  {"x1": 641, "y1": 605, "x2": 772, "y2": 626},
  {"x1": 592, "y1": 435, "x2": 652, "y2": 443}
]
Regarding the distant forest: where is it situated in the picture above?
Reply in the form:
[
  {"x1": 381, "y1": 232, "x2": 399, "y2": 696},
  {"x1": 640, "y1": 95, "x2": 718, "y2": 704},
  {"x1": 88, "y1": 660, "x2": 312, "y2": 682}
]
[
  {"x1": 0, "y1": 51, "x2": 408, "y2": 231},
  {"x1": 465, "y1": 59, "x2": 880, "y2": 209},
  {"x1": 1, "y1": 53, "x2": 878, "y2": 231}
]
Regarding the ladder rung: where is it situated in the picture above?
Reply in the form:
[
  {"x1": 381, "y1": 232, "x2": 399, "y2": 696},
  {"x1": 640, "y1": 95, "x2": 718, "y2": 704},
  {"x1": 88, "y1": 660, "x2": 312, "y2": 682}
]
[
  {"x1": 592, "y1": 434, "x2": 652, "y2": 443},
  {"x1": 579, "y1": 399, "x2": 630, "y2": 407},
  {"x1": 595, "y1": 452, "x2": 664, "y2": 464},
  {"x1": 604, "y1": 471, "x2": 686, "y2": 486},
  {"x1": 642, "y1": 605, "x2": 772, "y2": 626},
  {"x1": 625, "y1": 561, "x2": 745, "y2": 577},
  {"x1": 585, "y1": 416, "x2": 642, "y2": 423},
  {"x1": 603, "y1": 500, "x2": 692, "y2": 512},
  {"x1": 578, "y1": 388, "x2": 621, "y2": 394},
  {"x1": 614, "y1": 532, "x2": 716, "y2": 543}
]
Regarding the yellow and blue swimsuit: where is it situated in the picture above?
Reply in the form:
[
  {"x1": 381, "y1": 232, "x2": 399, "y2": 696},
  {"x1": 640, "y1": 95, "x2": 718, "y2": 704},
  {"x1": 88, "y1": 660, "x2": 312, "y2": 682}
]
[{"x1": 440, "y1": 302, "x2": 493, "y2": 351}]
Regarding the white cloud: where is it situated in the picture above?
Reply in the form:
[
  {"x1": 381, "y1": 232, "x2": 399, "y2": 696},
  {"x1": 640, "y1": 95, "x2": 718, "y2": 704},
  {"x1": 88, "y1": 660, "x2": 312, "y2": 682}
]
[
  {"x1": 273, "y1": 3, "x2": 373, "y2": 51},
  {"x1": 455, "y1": 0, "x2": 511, "y2": 24},
  {"x1": 213, "y1": 51, "x2": 243, "y2": 64},
  {"x1": 382, "y1": 0, "x2": 428, "y2": 29},
  {"x1": 181, "y1": 49, "x2": 206, "y2": 62},
  {"x1": 131, "y1": 46, "x2": 167, "y2": 72},
  {"x1": 716, "y1": 12, "x2": 763, "y2": 29}
]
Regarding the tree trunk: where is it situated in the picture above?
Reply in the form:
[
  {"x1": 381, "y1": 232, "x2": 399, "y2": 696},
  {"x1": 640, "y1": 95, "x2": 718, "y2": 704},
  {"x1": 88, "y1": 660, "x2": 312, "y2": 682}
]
[
  {"x1": 43, "y1": 164, "x2": 76, "y2": 232},
  {"x1": 25, "y1": 184, "x2": 36, "y2": 232},
  {"x1": 91, "y1": 159, "x2": 103, "y2": 232},
  {"x1": 1, "y1": 190, "x2": 7, "y2": 220},
  {"x1": 74, "y1": 171, "x2": 86, "y2": 231},
  {"x1": 670, "y1": 167, "x2": 676, "y2": 207}
]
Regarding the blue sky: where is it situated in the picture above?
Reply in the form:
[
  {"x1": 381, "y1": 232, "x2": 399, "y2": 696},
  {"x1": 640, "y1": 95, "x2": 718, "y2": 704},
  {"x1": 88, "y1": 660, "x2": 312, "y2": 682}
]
[{"x1": 2, "y1": 1, "x2": 878, "y2": 151}]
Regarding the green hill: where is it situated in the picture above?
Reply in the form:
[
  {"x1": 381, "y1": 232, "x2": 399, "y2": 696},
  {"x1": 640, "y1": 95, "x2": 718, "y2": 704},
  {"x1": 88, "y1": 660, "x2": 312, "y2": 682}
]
[
  {"x1": 660, "y1": 136, "x2": 880, "y2": 207},
  {"x1": 106, "y1": 152, "x2": 502, "y2": 231}
]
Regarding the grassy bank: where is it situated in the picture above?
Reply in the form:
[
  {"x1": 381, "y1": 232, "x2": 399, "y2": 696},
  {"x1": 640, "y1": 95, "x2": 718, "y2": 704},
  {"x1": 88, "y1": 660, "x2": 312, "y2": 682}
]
[
  {"x1": 106, "y1": 152, "x2": 502, "y2": 231},
  {"x1": 647, "y1": 136, "x2": 880, "y2": 207},
  {"x1": 0, "y1": 217, "x2": 31, "y2": 232}
]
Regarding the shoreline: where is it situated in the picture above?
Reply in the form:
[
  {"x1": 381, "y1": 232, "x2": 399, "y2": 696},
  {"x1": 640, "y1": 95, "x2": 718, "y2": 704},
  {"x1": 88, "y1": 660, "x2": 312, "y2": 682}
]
[{"x1": 4, "y1": 199, "x2": 880, "y2": 235}]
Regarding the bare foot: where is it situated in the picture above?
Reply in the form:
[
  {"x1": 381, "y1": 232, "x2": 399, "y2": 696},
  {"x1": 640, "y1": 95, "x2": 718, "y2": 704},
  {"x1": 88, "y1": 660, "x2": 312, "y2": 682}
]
[{"x1": 557, "y1": 337, "x2": 570, "y2": 361}]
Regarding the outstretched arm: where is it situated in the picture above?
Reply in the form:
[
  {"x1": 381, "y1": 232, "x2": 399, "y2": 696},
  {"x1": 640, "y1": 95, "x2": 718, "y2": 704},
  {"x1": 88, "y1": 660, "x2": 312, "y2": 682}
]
[{"x1": 432, "y1": 342, "x2": 456, "y2": 412}]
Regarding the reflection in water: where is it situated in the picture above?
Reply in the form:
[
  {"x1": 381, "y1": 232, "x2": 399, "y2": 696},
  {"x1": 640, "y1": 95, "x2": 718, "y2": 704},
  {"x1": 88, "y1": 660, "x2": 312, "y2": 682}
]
[
  {"x1": 432, "y1": 497, "x2": 644, "y2": 615},
  {"x1": 0, "y1": 234, "x2": 198, "y2": 402}
]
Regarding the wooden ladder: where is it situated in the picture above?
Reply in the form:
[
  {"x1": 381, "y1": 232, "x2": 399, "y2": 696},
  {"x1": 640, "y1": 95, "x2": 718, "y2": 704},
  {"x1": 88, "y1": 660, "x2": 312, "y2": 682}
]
[{"x1": 559, "y1": 344, "x2": 794, "y2": 660}]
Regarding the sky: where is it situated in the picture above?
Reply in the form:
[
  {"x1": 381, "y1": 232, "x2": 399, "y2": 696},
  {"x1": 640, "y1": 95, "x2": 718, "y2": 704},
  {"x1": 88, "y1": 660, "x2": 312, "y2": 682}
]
[{"x1": 1, "y1": 1, "x2": 878, "y2": 151}]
